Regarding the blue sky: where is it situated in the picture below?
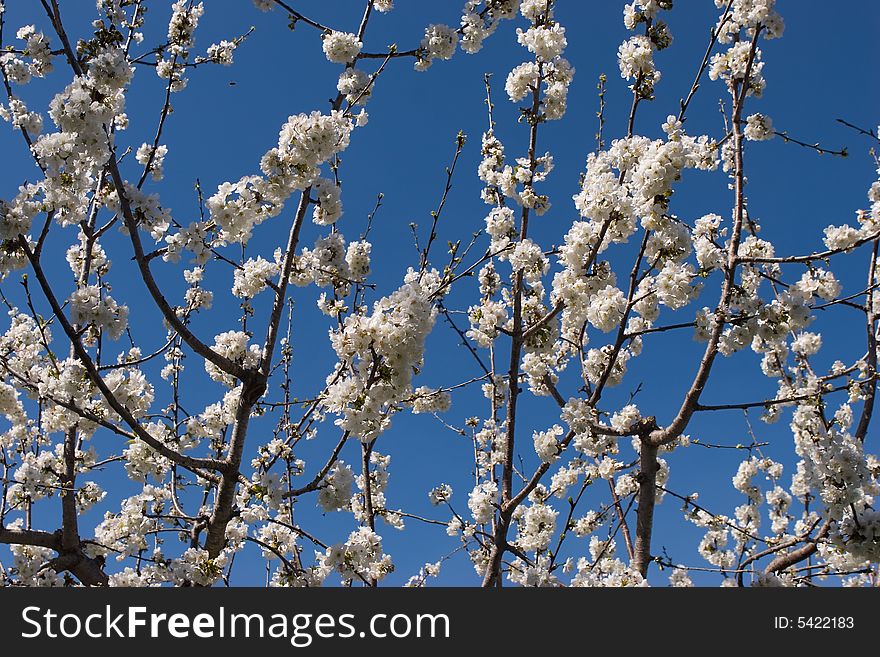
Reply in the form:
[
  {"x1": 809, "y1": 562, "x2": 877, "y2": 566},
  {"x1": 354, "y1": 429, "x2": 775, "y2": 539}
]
[{"x1": 1, "y1": 1, "x2": 879, "y2": 586}]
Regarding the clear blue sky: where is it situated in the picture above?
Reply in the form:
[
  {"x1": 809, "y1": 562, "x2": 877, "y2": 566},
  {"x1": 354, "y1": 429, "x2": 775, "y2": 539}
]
[{"x1": 1, "y1": 1, "x2": 878, "y2": 586}]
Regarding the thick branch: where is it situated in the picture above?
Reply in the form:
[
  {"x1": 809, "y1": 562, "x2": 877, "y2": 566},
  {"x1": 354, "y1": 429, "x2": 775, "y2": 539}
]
[{"x1": 764, "y1": 519, "x2": 832, "y2": 575}]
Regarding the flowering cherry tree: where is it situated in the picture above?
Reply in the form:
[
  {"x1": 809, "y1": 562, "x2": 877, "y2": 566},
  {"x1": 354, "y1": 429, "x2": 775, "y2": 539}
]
[{"x1": 0, "y1": 0, "x2": 878, "y2": 587}]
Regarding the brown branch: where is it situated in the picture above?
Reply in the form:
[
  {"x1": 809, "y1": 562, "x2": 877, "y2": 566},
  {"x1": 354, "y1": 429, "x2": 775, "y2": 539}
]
[
  {"x1": 764, "y1": 518, "x2": 832, "y2": 575},
  {"x1": 284, "y1": 431, "x2": 350, "y2": 498},
  {"x1": 738, "y1": 229, "x2": 880, "y2": 264},
  {"x1": 20, "y1": 238, "x2": 226, "y2": 474},
  {"x1": 854, "y1": 239, "x2": 878, "y2": 442},
  {"x1": 677, "y1": 1, "x2": 733, "y2": 121},
  {"x1": 634, "y1": 26, "x2": 764, "y2": 578}
]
